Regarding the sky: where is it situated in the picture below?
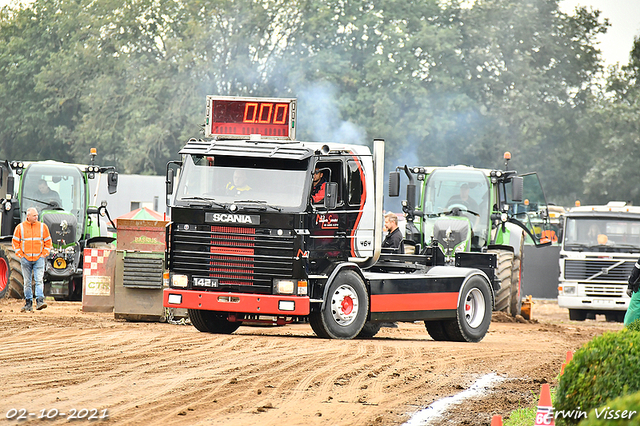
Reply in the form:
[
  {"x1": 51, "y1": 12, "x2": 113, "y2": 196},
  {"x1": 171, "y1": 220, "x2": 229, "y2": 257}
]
[
  {"x1": 0, "y1": 0, "x2": 638, "y2": 66},
  {"x1": 559, "y1": 0, "x2": 640, "y2": 66}
]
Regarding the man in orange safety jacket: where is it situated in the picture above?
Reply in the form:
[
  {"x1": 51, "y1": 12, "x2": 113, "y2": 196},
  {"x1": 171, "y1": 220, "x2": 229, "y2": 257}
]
[{"x1": 13, "y1": 207, "x2": 52, "y2": 312}]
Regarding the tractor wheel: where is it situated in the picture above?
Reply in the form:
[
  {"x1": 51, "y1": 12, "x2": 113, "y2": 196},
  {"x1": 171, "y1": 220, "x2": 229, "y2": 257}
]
[
  {"x1": 0, "y1": 244, "x2": 24, "y2": 299},
  {"x1": 356, "y1": 322, "x2": 382, "y2": 339},
  {"x1": 488, "y1": 249, "x2": 514, "y2": 314},
  {"x1": 509, "y1": 255, "x2": 522, "y2": 316},
  {"x1": 425, "y1": 320, "x2": 450, "y2": 341},
  {"x1": 309, "y1": 270, "x2": 368, "y2": 339},
  {"x1": 442, "y1": 275, "x2": 492, "y2": 342},
  {"x1": 188, "y1": 309, "x2": 240, "y2": 334},
  {"x1": 0, "y1": 247, "x2": 10, "y2": 299}
]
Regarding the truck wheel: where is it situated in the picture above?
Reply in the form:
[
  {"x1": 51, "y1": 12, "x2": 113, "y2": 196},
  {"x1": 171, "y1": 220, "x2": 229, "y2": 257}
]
[
  {"x1": 309, "y1": 270, "x2": 368, "y2": 339},
  {"x1": 443, "y1": 275, "x2": 492, "y2": 342},
  {"x1": 605, "y1": 312, "x2": 624, "y2": 322},
  {"x1": 568, "y1": 309, "x2": 587, "y2": 321},
  {"x1": 425, "y1": 320, "x2": 450, "y2": 341},
  {"x1": 188, "y1": 309, "x2": 240, "y2": 334},
  {"x1": 488, "y1": 249, "x2": 514, "y2": 315},
  {"x1": 0, "y1": 248, "x2": 9, "y2": 299},
  {"x1": 357, "y1": 322, "x2": 382, "y2": 339}
]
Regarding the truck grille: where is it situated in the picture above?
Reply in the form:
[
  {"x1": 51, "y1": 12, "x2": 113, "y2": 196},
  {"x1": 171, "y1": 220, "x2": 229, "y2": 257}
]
[
  {"x1": 564, "y1": 259, "x2": 635, "y2": 283},
  {"x1": 170, "y1": 225, "x2": 294, "y2": 291},
  {"x1": 583, "y1": 285, "x2": 626, "y2": 298}
]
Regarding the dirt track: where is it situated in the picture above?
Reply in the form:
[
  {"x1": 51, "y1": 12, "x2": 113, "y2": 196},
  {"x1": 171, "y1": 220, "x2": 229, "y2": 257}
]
[{"x1": 0, "y1": 298, "x2": 622, "y2": 425}]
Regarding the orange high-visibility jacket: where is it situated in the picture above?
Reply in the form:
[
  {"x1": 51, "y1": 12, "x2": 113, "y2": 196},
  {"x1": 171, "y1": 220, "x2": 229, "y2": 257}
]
[{"x1": 12, "y1": 221, "x2": 52, "y2": 261}]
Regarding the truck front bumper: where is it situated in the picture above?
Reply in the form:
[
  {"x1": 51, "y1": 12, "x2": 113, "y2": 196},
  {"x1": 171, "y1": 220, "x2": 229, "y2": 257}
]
[
  {"x1": 558, "y1": 295, "x2": 629, "y2": 311},
  {"x1": 163, "y1": 289, "x2": 311, "y2": 316}
]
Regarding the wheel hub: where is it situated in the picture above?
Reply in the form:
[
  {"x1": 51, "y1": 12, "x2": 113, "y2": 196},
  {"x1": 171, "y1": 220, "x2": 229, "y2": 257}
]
[
  {"x1": 464, "y1": 288, "x2": 485, "y2": 329},
  {"x1": 331, "y1": 285, "x2": 359, "y2": 325}
]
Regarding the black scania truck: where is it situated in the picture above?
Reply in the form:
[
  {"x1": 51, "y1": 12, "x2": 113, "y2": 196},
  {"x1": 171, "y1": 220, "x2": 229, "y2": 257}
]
[{"x1": 163, "y1": 96, "x2": 497, "y2": 342}]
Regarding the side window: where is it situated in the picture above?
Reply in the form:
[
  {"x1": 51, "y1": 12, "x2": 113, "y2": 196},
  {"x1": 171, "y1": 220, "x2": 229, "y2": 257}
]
[
  {"x1": 312, "y1": 161, "x2": 343, "y2": 205},
  {"x1": 347, "y1": 160, "x2": 362, "y2": 206}
]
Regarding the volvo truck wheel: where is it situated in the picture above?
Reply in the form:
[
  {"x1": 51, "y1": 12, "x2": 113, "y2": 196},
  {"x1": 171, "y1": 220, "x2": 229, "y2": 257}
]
[
  {"x1": 488, "y1": 249, "x2": 514, "y2": 315},
  {"x1": 309, "y1": 270, "x2": 368, "y2": 339},
  {"x1": 443, "y1": 275, "x2": 492, "y2": 342},
  {"x1": 188, "y1": 309, "x2": 241, "y2": 334},
  {"x1": 568, "y1": 309, "x2": 587, "y2": 321}
]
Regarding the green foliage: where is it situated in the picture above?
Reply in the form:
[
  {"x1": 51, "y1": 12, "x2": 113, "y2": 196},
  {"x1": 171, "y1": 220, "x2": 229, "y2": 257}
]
[
  {"x1": 627, "y1": 319, "x2": 640, "y2": 333},
  {"x1": 555, "y1": 329, "x2": 640, "y2": 425},
  {"x1": 577, "y1": 391, "x2": 640, "y2": 425},
  {"x1": 0, "y1": 0, "x2": 615, "y2": 198}
]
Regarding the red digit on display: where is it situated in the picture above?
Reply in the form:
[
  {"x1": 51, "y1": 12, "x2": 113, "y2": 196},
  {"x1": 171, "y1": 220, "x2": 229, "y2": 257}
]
[
  {"x1": 258, "y1": 103, "x2": 273, "y2": 123},
  {"x1": 273, "y1": 104, "x2": 288, "y2": 124},
  {"x1": 243, "y1": 102, "x2": 258, "y2": 123}
]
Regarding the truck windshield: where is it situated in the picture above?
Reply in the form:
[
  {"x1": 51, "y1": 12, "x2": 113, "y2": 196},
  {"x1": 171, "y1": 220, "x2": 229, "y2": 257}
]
[
  {"x1": 174, "y1": 154, "x2": 309, "y2": 209},
  {"x1": 21, "y1": 163, "x2": 86, "y2": 240},
  {"x1": 564, "y1": 217, "x2": 640, "y2": 251},
  {"x1": 422, "y1": 169, "x2": 490, "y2": 244}
]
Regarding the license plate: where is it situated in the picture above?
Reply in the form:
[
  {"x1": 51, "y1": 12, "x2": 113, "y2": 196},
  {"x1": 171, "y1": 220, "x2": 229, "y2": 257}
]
[
  {"x1": 593, "y1": 299, "x2": 615, "y2": 305},
  {"x1": 193, "y1": 277, "x2": 219, "y2": 288}
]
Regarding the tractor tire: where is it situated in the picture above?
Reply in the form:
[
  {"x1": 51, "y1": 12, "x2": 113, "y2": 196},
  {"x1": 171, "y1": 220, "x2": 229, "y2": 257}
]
[
  {"x1": 442, "y1": 275, "x2": 493, "y2": 342},
  {"x1": 309, "y1": 270, "x2": 368, "y2": 340},
  {"x1": 488, "y1": 249, "x2": 514, "y2": 314},
  {"x1": 0, "y1": 244, "x2": 24, "y2": 299},
  {"x1": 509, "y1": 255, "x2": 522, "y2": 316},
  {"x1": 0, "y1": 247, "x2": 10, "y2": 299},
  {"x1": 188, "y1": 309, "x2": 241, "y2": 334},
  {"x1": 356, "y1": 322, "x2": 382, "y2": 339}
]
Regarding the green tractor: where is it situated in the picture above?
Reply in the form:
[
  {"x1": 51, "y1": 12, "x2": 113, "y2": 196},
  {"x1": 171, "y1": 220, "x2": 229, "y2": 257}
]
[
  {"x1": 0, "y1": 149, "x2": 118, "y2": 300},
  {"x1": 390, "y1": 153, "x2": 551, "y2": 316}
]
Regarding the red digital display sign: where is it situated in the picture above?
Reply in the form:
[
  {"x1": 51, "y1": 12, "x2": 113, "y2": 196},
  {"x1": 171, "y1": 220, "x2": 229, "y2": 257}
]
[{"x1": 205, "y1": 97, "x2": 296, "y2": 140}]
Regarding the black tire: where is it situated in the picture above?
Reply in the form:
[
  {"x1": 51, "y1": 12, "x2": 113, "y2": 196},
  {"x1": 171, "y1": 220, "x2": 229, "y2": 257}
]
[
  {"x1": 568, "y1": 309, "x2": 587, "y2": 321},
  {"x1": 357, "y1": 322, "x2": 382, "y2": 339},
  {"x1": 488, "y1": 249, "x2": 514, "y2": 314},
  {"x1": 425, "y1": 320, "x2": 450, "y2": 341},
  {"x1": 605, "y1": 312, "x2": 624, "y2": 323},
  {"x1": 509, "y1": 255, "x2": 522, "y2": 316},
  {"x1": 188, "y1": 309, "x2": 241, "y2": 334},
  {"x1": 0, "y1": 247, "x2": 10, "y2": 299},
  {"x1": 309, "y1": 270, "x2": 368, "y2": 340},
  {"x1": 443, "y1": 275, "x2": 492, "y2": 343},
  {"x1": 0, "y1": 244, "x2": 24, "y2": 299}
]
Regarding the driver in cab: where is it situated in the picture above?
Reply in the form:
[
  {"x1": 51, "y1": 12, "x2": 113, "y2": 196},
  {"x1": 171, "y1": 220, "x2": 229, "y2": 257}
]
[
  {"x1": 447, "y1": 183, "x2": 479, "y2": 213},
  {"x1": 37, "y1": 179, "x2": 63, "y2": 209}
]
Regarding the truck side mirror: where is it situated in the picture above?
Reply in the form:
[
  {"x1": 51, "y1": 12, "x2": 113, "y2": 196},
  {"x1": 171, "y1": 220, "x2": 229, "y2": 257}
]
[
  {"x1": 389, "y1": 171, "x2": 400, "y2": 197},
  {"x1": 166, "y1": 168, "x2": 174, "y2": 195},
  {"x1": 325, "y1": 182, "x2": 338, "y2": 210},
  {"x1": 511, "y1": 176, "x2": 523, "y2": 203},
  {"x1": 107, "y1": 171, "x2": 118, "y2": 194}
]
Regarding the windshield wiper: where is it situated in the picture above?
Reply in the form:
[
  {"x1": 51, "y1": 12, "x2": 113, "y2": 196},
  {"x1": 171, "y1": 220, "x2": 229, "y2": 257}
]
[
  {"x1": 179, "y1": 196, "x2": 225, "y2": 208},
  {"x1": 233, "y1": 200, "x2": 282, "y2": 212}
]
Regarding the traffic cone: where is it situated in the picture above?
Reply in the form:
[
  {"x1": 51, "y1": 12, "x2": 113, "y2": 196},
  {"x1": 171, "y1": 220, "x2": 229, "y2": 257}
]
[
  {"x1": 560, "y1": 351, "x2": 573, "y2": 376},
  {"x1": 491, "y1": 414, "x2": 503, "y2": 425},
  {"x1": 534, "y1": 383, "x2": 555, "y2": 425}
]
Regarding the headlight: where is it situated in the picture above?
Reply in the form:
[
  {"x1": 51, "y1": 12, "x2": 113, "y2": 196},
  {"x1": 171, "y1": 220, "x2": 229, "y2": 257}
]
[
  {"x1": 172, "y1": 274, "x2": 188, "y2": 288},
  {"x1": 274, "y1": 279, "x2": 295, "y2": 294},
  {"x1": 561, "y1": 285, "x2": 576, "y2": 295}
]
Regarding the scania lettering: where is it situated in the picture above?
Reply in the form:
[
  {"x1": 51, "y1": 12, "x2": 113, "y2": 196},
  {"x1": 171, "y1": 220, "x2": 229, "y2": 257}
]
[{"x1": 163, "y1": 96, "x2": 499, "y2": 342}]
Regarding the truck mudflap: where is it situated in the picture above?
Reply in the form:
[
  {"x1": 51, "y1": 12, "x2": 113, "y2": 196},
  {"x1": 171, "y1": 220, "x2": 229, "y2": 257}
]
[{"x1": 163, "y1": 289, "x2": 311, "y2": 316}]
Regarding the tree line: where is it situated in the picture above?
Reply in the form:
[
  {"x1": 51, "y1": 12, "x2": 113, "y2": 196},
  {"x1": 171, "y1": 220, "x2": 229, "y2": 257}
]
[{"x1": 0, "y1": 0, "x2": 638, "y2": 206}]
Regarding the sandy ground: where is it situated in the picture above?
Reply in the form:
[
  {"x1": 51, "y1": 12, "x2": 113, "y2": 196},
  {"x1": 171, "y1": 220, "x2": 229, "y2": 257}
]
[{"x1": 0, "y1": 298, "x2": 623, "y2": 426}]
